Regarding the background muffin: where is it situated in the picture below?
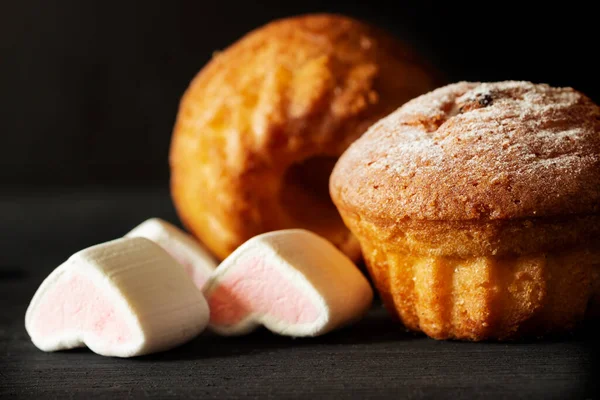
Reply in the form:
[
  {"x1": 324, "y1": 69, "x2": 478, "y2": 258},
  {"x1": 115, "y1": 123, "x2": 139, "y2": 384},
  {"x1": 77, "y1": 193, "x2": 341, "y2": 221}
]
[
  {"x1": 331, "y1": 81, "x2": 600, "y2": 340},
  {"x1": 170, "y1": 13, "x2": 439, "y2": 261}
]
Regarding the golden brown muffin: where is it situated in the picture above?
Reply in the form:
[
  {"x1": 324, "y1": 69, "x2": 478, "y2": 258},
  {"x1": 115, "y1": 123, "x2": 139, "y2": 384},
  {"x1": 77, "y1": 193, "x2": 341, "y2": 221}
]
[
  {"x1": 330, "y1": 81, "x2": 600, "y2": 340},
  {"x1": 169, "y1": 14, "x2": 439, "y2": 261}
]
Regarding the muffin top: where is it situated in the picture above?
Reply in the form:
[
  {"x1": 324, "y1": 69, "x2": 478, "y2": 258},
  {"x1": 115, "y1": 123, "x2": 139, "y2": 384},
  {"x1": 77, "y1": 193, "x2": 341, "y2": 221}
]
[
  {"x1": 331, "y1": 81, "x2": 600, "y2": 221},
  {"x1": 170, "y1": 13, "x2": 439, "y2": 259},
  {"x1": 171, "y1": 13, "x2": 438, "y2": 174}
]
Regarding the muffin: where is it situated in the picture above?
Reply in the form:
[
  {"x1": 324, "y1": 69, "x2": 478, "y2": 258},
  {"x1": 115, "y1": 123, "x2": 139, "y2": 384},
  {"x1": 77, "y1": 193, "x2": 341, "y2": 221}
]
[
  {"x1": 169, "y1": 14, "x2": 439, "y2": 261},
  {"x1": 330, "y1": 81, "x2": 600, "y2": 340}
]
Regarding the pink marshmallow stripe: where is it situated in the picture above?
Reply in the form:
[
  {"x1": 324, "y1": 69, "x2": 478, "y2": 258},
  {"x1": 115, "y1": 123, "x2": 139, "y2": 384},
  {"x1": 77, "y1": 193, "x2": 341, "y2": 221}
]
[
  {"x1": 30, "y1": 274, "x2": 134, "y2": 346},
  {"x1": 208, "y1": 257, "x2": 321, "y2": 326}
]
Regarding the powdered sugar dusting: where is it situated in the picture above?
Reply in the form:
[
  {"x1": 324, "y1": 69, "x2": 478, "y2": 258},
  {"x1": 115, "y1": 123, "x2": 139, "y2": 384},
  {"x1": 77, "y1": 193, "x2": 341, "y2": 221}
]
[{"x1": 332, "y1": 81, "x2": 600, "y2": 220}]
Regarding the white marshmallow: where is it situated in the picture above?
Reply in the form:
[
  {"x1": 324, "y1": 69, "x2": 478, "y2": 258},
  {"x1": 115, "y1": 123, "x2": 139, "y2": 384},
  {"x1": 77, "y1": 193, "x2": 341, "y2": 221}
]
[
  {"x1": 25, "y1": 237, "x2": 209, "y2": 357},
  {"x1": 203, "y1": 229, "x2": 373, "y2": 337},
  {"x1": 125, "y1": 218, "x2": 217, "y2": 289}
]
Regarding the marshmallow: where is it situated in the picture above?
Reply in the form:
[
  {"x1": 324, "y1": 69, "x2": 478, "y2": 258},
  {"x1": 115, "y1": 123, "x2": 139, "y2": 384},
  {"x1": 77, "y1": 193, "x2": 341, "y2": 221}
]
[
  {"x1": 25, "y1": 237, "x2": 209, "y2": 357},
  {"x1": 125, "y1": 218, "x2": 217, "y2": 289},
  {"x1": 203, "y1": 229, "x2": 373, "y2": 337}
]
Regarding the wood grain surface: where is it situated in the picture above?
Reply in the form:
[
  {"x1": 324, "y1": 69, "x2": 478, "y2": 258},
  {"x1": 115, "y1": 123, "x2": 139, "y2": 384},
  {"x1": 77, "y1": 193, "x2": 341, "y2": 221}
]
[{"x1": 1, "y1": 189, "x2": 598, "y2": 399}]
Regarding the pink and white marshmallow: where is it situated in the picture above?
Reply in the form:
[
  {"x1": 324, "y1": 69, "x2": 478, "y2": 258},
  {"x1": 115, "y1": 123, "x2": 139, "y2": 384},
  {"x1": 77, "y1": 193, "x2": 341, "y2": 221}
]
[
  {"x1": 204, "y1": 229, "x2": 373, "y2": 337},
  {"x1": 25, "y1": 237, "x2": 209, "y2": 357},
  {"x1": 125, "y1": 218, "x2": 217, "y2": 290}
]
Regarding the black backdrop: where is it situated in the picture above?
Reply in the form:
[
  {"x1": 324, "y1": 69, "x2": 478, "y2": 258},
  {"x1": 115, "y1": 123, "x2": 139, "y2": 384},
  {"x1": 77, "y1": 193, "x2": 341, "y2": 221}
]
[
  {"x1": 2, "y1": 5, "x2": 599, "y2": 397},
  {"x1": 2, "y1": 1, "x2": 598, "y2": 187}
]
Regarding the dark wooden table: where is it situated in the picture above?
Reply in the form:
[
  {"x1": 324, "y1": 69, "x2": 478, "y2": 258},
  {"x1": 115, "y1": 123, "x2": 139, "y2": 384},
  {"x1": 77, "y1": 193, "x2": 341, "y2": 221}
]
[{"x1": 1, "y1": 188, "x2": 598, "y2": 399}]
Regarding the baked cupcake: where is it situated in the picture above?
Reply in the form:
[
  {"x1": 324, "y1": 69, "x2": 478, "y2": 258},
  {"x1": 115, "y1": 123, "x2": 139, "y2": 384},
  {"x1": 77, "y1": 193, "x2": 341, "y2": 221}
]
[
  {"x1": 330, "y1": 81, "x2": 600, "y2": 340},
  {"x1": 169, "y1": 14, "x2": 439, "y2": 261}
]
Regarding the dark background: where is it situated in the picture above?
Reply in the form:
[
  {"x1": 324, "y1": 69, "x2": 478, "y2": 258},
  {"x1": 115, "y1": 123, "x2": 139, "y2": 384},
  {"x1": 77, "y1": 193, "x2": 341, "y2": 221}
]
[
  {"x1": 2, "y1": 1, "x2": 598, "y2": 187},
  {"x1": 2, "y1": 3, "x2": 599, "y2": 397}
]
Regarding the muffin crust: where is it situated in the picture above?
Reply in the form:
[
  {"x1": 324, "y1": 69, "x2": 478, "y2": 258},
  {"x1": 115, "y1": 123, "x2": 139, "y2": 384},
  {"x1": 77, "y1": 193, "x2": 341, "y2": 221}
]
[
  {"x1": 170, "y1": 14, "x2": 438, "y2": 260},
  {"x1": 331, "y1": 81, "x2": 600, "y2": 339},
  {"x1": 331, "y1": 81, "x2": 600, "y2": 257}
]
